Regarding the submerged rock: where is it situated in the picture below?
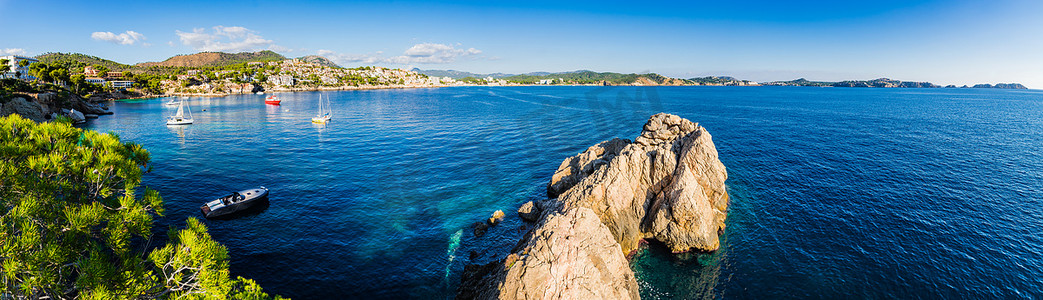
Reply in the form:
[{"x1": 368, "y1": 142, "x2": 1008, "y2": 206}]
[
  {"x1": 473, "y1": 222, "x2": 489, "y2": 237},
  {"x1": 458, "y1": 113, "x2": 729, "y2": 299}
]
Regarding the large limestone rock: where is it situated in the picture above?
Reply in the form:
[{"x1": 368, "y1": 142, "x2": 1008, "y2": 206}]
[
  {"x1": 457, "y1": 207, "x2": 639, "y2": 300},
  {"x1": 552, "y1": 113, "x2": 728, "y2": 253},
  {"x1": 62, "y1": 109, "x2": 86, "y2": 124},
  {"x1": 458, "y1": 113, "x2": 728, "y2": 299}
]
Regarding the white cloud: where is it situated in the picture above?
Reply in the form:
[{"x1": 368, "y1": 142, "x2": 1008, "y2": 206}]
[
  {"x1": 0, "y1": 48, "x2": 27, "y2": 55},
  {"x1": 317, "y1": 43, "x2": 483, "y2": 66},
  {"x1": 176, "y1": 26, "x2": 283, "y2": 52},
  {"x1": 91, "y1": 31, "x2": 146, "y2": 45},
  {"x1": 389, "y1": 43, "x2": 482, "y2": 64},
  {"x1": 267, "y1": 44, "x2": 293, "y2": 53},
  {"x1": 317, "y1": 49, "x2": 385, "y2": 65}
]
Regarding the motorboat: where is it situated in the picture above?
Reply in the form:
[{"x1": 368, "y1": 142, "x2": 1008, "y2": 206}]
[
  {"x1": 201, "y1": 186, "x2": 269, "y2": 218},
  {"x1": 265, "y1": 94, "x2": 280, "y2": 105}
]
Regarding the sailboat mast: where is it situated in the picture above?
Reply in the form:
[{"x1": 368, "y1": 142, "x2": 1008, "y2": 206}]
[{"x1": 175, "y1": 101, "x2": 184, "y2": 117}]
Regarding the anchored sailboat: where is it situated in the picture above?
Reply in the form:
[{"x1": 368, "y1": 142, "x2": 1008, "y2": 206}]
[
  {"x1": 166, "y1": 99, "x2": 194, "y2": 125},
  {"x1": 311, "y1": 94, "x2": 332, "y2": 123}
]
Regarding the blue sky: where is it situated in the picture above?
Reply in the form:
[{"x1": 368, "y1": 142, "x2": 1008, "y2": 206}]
[{"x1": 2, "y1": 0, "x2": 1041, "y2": 87}]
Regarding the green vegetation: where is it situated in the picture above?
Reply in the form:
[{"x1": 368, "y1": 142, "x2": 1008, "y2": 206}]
[
  {"x1": 0, "y1": 78, "x2": 38, "y2": 102},
  {"x1": 0, "y1": 115, "x2": 284, "y2": 299},
  {"x1": 458, "y1": 76, "x2": 487, "y2": 84},
  {"x1": 36, "y1": 53, "x2": 132, "y2": 72},
  {"x1": 504, "y1": 71, "x2": 643, "y2": 84}
]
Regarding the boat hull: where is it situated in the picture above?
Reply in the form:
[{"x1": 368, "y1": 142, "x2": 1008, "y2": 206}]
[
  {"x1": 166, "y1": 119, "x2": 193, "y2": 125},
  {"x1": 201, "y1": 187, "x2": 269, "y2": 218}
]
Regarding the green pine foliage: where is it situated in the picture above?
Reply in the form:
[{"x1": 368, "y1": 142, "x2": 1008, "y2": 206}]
[
  {"x1": 35, "y1": 53, "x2": 133, "y2": 72},
  {"x1": 0, "y1": 115, "x2": 284, "y2": 299}
]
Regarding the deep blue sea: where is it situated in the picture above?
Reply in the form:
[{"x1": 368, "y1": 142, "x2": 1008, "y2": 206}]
[{"x1": 85, "y1": 86, "x2": 1043, "y2": 299}]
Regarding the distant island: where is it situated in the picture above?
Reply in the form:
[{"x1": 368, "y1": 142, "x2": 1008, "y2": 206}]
[{"x1": 762, "y1": 77, "x2": 1027, "y2": 89}]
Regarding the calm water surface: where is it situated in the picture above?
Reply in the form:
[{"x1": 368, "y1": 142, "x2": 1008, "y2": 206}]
[{"x1": 85, "y1": 86, "x2": 1043, "y2": 299}]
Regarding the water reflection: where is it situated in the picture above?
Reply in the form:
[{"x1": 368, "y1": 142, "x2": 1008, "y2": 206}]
[{"x1": 166, "y1": 125, "x2": 186, "y2": 146}]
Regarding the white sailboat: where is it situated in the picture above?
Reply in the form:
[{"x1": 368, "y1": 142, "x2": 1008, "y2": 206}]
[
  {"x1": 311, "y1": 94, "x2": 332, "y2": 123},
  {"x1": 166, "y1": 100, "x2": 194, "y2": 125}
]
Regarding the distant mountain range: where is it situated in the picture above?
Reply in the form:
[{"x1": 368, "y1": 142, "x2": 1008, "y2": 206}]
[{"x1": 764, "y1": 78, "x2": 1027, "y2": 89}]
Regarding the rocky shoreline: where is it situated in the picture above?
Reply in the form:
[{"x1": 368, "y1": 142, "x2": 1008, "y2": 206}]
[
  {"x1": 458, "y1": 113, "x2": 729, "y2": 299},
  {"x1": 0, "y1": 92, "x2": 113, "y2": 124}
]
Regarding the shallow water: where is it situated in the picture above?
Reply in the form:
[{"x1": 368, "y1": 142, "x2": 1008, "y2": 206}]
[{"x1": 86, "y1": 86, "x2": 1043, "y2": 299}]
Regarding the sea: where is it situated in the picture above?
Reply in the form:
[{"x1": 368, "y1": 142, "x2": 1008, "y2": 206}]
[{"x1": 84, "y1": 86, "x2": 1043, "y2": 299}]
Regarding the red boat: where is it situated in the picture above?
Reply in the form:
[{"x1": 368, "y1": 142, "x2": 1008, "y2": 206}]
[{"x1": 265, "y1": 95, "x2": 281, "y2": 105}]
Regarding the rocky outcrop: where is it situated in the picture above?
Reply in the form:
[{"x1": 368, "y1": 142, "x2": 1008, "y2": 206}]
[
  {"x1": 0, "y1": 97, "x2": 46, "y2": 122},
  {"x1": 61, "y1": 109, "x2": 86, "y2": 124},
  {"x1": 457, "y1": 207, "x2": 639, "y2": 300},
  {"x1": 458, "y1": 113, "x2": 729, "y2": 299},
  {"x1": 552, "y1": 113, "x2": 728, "y2": 253},
  {"x1": 547, "y1": 138, "x2": 629, "y2": 198},
  {"x1": 516, "y1": 201, "x2": 539, "y2": 222}
]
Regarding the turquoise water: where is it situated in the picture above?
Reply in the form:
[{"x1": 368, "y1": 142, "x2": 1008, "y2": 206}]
[{"x1": 85, "y1": 86, "x2": 1043, "y2": 298}]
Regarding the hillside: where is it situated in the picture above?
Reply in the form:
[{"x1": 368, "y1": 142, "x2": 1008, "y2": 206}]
[
  {"x1": 413, "y1": 68, "x2": 515, "y2": 79},
  {"x1": 764, "y1": 78, "x2": 941, "y2": 88},
  {"x1": 762, "y1": 78, "x2": 835, "y2": 87},
  {"x1": 137, "y1": 50, "x2": 286, "y2": 67},
  {"x1": 34, "y1": 53, "x2": 132, "y2": 71},
  {"x1": 297, "y1": 55, "x2": 341, "y2": 68},
  {"x1": 504, "y1": 70, "x2": 641, "y2": 84},
  {"x1": 971, "y1": 83, "x2": 1027, "y2": 89}
]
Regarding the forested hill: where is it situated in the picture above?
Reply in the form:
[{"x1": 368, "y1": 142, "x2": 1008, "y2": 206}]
[
  {"x1": 35, "y1": 53, "x2": 133, "y2": 71},
  {"x1": 136, "y1": 50, "x2": 286, "y2": 67}
]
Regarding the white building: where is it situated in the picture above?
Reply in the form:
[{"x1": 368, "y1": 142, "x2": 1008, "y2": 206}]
[
  {"x1": 108, "y1": 81, "x2": 134, "y2": 88},
  {"x1": 267, "y1": 74, "x2": 295, "y2": 86},
  {"x1": 1, "y1": 55, "x2": 39, "y2": 80},
  {"x1": 85, "y1": 78, "x2": 105, "y2": 84}
]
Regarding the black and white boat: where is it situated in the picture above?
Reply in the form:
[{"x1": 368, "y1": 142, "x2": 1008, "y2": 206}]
[{"x1": 201, "y1": 186, "x2": 269, "y2": 218}]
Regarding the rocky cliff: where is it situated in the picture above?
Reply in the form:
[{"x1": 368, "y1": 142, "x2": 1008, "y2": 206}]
[
  {"x1": 0, "y1": 93, "x2": 112, "y2": 124},
  {"x1": 459, "y1": 113, "x2": 729, "y2": 299}
]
